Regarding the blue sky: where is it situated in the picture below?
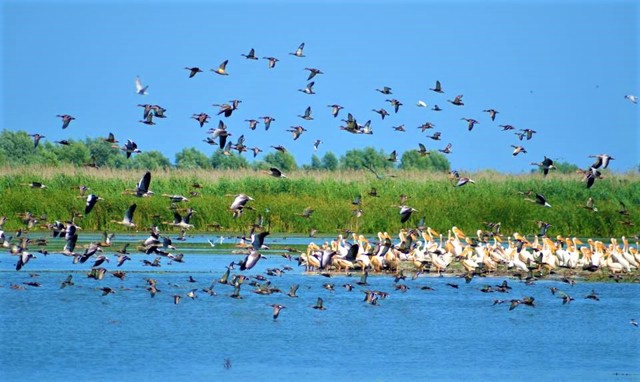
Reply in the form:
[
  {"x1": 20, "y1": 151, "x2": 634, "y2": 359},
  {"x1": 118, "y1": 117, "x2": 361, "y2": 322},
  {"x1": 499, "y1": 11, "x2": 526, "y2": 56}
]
[{"x1": 2, "y1": 0, "x2": 638, "y2": 173}]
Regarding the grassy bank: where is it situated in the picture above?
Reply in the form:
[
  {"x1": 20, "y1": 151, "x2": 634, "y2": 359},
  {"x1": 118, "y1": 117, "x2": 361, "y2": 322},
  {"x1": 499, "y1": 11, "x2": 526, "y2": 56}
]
[{"x1": 0, "y1": 165, "x2": 638, "y2": 238}]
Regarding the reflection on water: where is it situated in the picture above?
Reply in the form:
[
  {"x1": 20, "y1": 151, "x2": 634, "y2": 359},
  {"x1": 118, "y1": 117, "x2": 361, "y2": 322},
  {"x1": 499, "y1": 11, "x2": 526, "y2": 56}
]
[{"x1": 1, "y1": 252, "x2": 639, "y2": 381}]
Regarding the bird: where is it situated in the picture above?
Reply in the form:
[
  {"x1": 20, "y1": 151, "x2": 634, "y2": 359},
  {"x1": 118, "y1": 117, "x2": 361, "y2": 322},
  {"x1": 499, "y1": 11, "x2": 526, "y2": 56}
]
[
  {"x1": 298, "y1": 81, "x2": 315, "y2": 95},
  {"x1": 184, "y1": 66, "x2": 203, "y2": 78},
  {"x1": 121, "y1": 139, "x2": 141, "y2": 159},
  {"x1": 630, "y1": 319, "x2": 639, "y2": 327},
  {"x1": 386, "y1": 98, "x2": 403, "y2": 113},
  {"x1": 100, "y1": 287, "x2": 116, "y2": 296},
  {"x1": 111, "y1": 204, "x2": 137, "y2": 228},
  {"x1": 392, "y1": 125, "x2": 406, "y2": 132},
  {"x1": 520, "y1": 129, "x2": 536, "y2": 140},
  {"x1": 523, "y1": 193, "x2": 551, "y2": 208},
  {"x1": 263, "y1": 56, "x2": 279, "y2": 68},
  {"x1": 135, "y1": 76, "x2": 148, "y2": 95},
  {"x1": 399, "y1": 205, "x2": 417, "y2": 223},
  {"x1": 417, "y1": 143, "x2": 430, "y2": 156},
  {"x1": 192, "y1": 113, "x2": 210, "y2": 128},
  {"x1": 624, "y1": 95, "x2": 638, "y2": 104},
  {"x1": 260, "y1": 116, "x2": 276, "y2": 131},
  {"x1": 298, "y1": 207, "x2": 314, "y2": 218},
  {"x1": 418, "y1": 122, "x2": 436, "y2": 132},
  {"x1": 313, "y1": 139, "x2": 322, "y2": 151},
  {"x1": 439, "y1": 143, "x2": 452, "y2": 154},
  {"x1": 589, "y1": 154, "x2": 614, "y2": 169},
  {"x1": 298, "y1": 106, "x2": 313, "y2": 120},
  {"x1": 56, "y1": 139, "x2": 72, "y2": 146},
  {"x1": 265, "y1": 167, "x2": 287, "y2": 178},
  {"x1": 585, "y1": 289, "x2": 600, "y2": 301},
  {"x1": 432, "y1": 105, "x2": 442, "y2": 111},
  {"x1": 313, "y1": 297, "x2": 326, "y2": 310},
  {"x1": 305, "y1": 67, "x2": 323, "y2": 80},
  {"x1": 429, "y1": 80, "x2": 444, "y2": 93},
  {"x1": 269, "y1": 304, "x2": 286, "y2": 320},
  {"x1": 104, "y1": 132, "x2": 118, "y2": 144},
  {"x1": 327, "y1": 104, "x2": 343, "y2": 118},
  {"x1": 238, "y1": 249, "x2": 266, "y2": 271},
  {"x1": 271, "y1": 145, "x2": 287, "y2": 153},
  {"x1": 230, "y1": 194, "x2": 253, "y2": 212},
  {"x1": 376, "y1": 86, "x2": 392, "y2": 94},
  {"x1": 416, "y1": 100, "x2": 427, "y2": 108},
  {"x1": 511, "y1": 145, "x2": 527, "y2": 156},
  {"x1": 387, "y1": 150, "x2": 398, "y2": 162},
  {"x1": 287, "y1": 284, "x2": 299, "y2": 298},
  {"x1": 29, "y1": 133, "x2": 45, "y2": 148},
  {"x1": 56, "y1": 114, "x2": 75, "y2": 129},
  {"x1": 582, "y1": 197, "x2": 598, "y2": 212},
  {"x1": 461, "y1": 118, "x2": 479, "y2": 131},
  {"x1": 16, "y1": 251, "x2": 35, "y2": 271},
  {"x1": 427, "y1": 131, "x2": 441, "y2": 141},
  {"x1": 447, "y1": 94, "x2": 464, "y2": 106},
  {"x1": 499, "y1": 124, "x2": 515, "y2": 131},
  {"x1": 60, "y1": 275, "x2": 74, "y2": 289},
  {"x1": 483, "y1": 109, "x2": 499, "y2": 121},
  {"x1": 289, "y1": 42, "x2": 305, "y2": 57},
  {"x1": 211, "y1": 60, "x2": 229, "y2": 75},
  {"x1": 372, "y1": 108, "x2": 389, "y2": 119},
  {"x1": 84, "y1": 194, "x2": 102, "y2": 214},
  {"x1": 241, "y1": 48, "x2": 258, "y2": 60},
  {"x1": 455, "y1": 177, "x2": 475, "y2": 187},
  {"x1": 530, "y1": 156, "x2": 556, "y2": 176}
]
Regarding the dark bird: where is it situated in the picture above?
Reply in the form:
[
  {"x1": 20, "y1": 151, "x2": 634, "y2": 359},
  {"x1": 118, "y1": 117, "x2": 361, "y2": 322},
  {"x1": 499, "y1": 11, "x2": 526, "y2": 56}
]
[
  {"x1": 387, "y1": 150, "x2": 398, "y2": 162},
  {"x1": 270, "y1": 304, "x2": 286, "y2": 320},
  {"x1": 16, "y1": 251, "x2": 34, "y2": 271},
  {"x1": 530, "y1": 156, "x2": 556, "y2": 176},
  {"x1": 263, "y1": 56, "x2": 279, "y2": 68},
  {"x1": 55, "y1": 140, "x2": 70, "y2": 146},
  {"x1": 372, "y1": 108, "x2": 390, "y2": 120},
  {"x1": 520, "y1": 129, "x2": 537, "y2": 140},
  {"x1": 429, "y1": 80, "x2": 444, "y2": 93},
  {"x1": 483, "y1": 109, "x2": 499, "y2": 121},
  {"x1": 387, "y1": 99, "x2": 403, "y2": 113},
  {"x1": 499, "y1": 124, "x2": 515, "y2": 131},
  {"x1": 447, "y1": 95, "x2": 464, "y2": 106},
  {"x1": 290, "y1": 42, "x2": 305, "y2": 57},
  {"x1": 461, "y1": 118, "x2": 479, "y2": 131},
  {"x1": 398, "y1": 205, "x2": 417, "y2": 223},
  {"x1": 313, "y1": 297, "x2": 326, "y2": 310},
  {"x1": 260, "y1": 116, "x2": 276, "y2": 131},
  {"x1": 376, "y1": 86, "x2": 392, "y2": 94},
  {"x1": 427, "y1": 131, "x2": 441, "y2": 141},
  {"x1": 305, "y1": 67, "x2": 323, "y2": 80},
  {"x1": 185, "y1": 66, "x2": 203, "y2": 78},
  {"x1": 298, "y1": 207, "x2": 314, "y2": 219},
  {"x1": 192, "y1": 113, "x2": 210, "y2": 128},
  {"x1": 57, "y1": 114, "x2": 75, "y2": 129},
  {"x1": 585, "y1": 289, "x2": 600, "y2": 301},
  {"x1": 100, "y1": 287, "x2": 115, "y2": 296},
  {"x1": 631, "y1": 319, "x2": 638, "y2": 328},
  {"x1": 30, "y1": 133, "x2": 45, "y2": 148},
  {"x1": 523, "y1": 192, "x2": 551, "y2": 208},
  {"x1": 60, "y1": 274, "x2": 74, "y2": 289},
  {"x1": 241, "y1": 48, "x2": 258, "y2": 60},
  {"x1": 327, "y1": 104, "x2": 343, "y2": 118},
  {"x1": 265, "y1": 167, "x2": 287, "y2": 178},
  {"x1": 439, "y1": 143, "x2": 452, "y2": 154},
  {"x1": 121, "y1": 139, "x2": 141, "y2": 159},
  {"x1": 84, "y1": 194, "x2": 102, "y2": 214}
]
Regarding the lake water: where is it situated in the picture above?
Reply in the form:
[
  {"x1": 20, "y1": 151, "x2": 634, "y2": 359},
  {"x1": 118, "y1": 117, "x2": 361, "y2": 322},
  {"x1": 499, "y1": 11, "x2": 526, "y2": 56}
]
[{"x1": 1, "y1": 240, "x2": 639, "y2": 381}]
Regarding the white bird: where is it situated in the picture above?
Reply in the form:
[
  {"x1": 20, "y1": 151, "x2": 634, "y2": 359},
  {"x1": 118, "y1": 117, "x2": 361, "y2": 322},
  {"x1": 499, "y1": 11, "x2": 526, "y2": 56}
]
[
  {"x1": 135, "y1": 76, "x2": 149, "y2": 95},
  {"x1": 624, "y1": 94, "x2": 638, "y2": 104},
  {"x1": 416, "y1": 100, "x2": 427, "y2": 107}
]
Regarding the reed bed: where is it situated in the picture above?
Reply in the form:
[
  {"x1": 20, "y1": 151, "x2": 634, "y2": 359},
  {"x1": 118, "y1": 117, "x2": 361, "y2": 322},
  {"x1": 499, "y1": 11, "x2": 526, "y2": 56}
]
[{"x1": 0, "y1": 165, "x2": 638, "y2": 238}]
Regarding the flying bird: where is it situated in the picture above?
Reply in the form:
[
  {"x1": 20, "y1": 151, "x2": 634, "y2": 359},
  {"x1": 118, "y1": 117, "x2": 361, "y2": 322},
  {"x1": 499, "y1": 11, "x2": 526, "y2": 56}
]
[
  {"x1": 111, "y1": 203, "x2": 137, "y2": 228},
  {"x1": 269, "y1": 304, "x2": 286, "y2": 320},
  {"x1": 305, "y1": 67, "x2": 323, "y2": 80},
  {"x1": 241, "y1": 48, "x2": 258, "y2": 60},
  {"x1": 461, "y1": 118, "x2": 479, "y2": 131},
  {"x1": 56, "y1": 114, "x2": 75, "y2": 129},
  {"x1": 298, "y1": 106, "x2": 313, "y2": 120},
  {"x1": 30, "y1": 133, "x2": 45, "y2": 148},
  {"x1": 429, "y1": 80, "x2": 444, "y2": 93},
  {"x1": 530, "y1": 156, "x2": 556, "y2": 176},
  {"x1": 211, "y1": 60, "x2": 229, "y2": 75},
  {"x1": 135, "y1": 76, "x2": 148, "y2": 95},
  {"x1": 184, "y1": 67, "x2": 203, "y2": 78},
  {"x1": 483, "y1": 109, "x2": 499, "y2": 121},
  {"x1": 327, "y1": 104, "x2": 343, "y2": 118},
  {"x1": 624, "y1": 95, "x2": 638, "y2": 104},
  {"x1": 376, "y1": 86, "x2": 392, "y2": 94},
  {"x1": 447, "y1": 94, "x2": 464, "y2": 106},
  {"x1": 263, "y1": 56, "x2": 279, "y2": 68},
  {"x1": 84, "y1": 194, "x2": 102, "y2": 214},
  {"x1": 290, "y1": 42, "x2": 306, "y2": 57},
  {"x1": 298, "y1": 81, "x2": 315, "y2": 94},
  {"x1": 266, "y1": 167, "x2": 287, "y2": 178},
  {"x1": 511, "y1": 145, "x2": 527, "y2": 156}
]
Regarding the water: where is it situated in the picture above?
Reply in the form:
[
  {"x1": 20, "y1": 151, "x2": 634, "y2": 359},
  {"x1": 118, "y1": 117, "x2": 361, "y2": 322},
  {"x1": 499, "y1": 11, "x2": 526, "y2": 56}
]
[{"x1": 1, "y1": 248, "x2": 639, "y2": 381}]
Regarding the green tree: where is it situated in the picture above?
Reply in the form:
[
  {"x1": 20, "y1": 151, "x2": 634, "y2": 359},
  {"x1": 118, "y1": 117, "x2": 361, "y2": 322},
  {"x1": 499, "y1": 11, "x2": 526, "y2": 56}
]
[
  {"x1": 86, "y1": 137, "x2": 122, "y2": 168},
  {"x1": 0, "y1": 129, "x2": 40, "y2": 165},
  {"x1": 175, "y1": 147, "x2": 211, "y2": 169},
  {"x1": 49, "y1": 140, "x2": 91, "y2": 166},
  {"x1": 129, "y1": 150, "x2": 171, "y2": 170},
  {"x1": 263, "y1": 151, "x2": 297, "y2": 171},
  {"x1": 339, "y1": 147, "x2": 391, "y2": 170},
  {"x1": 307, "y1": 154, "x2": 322, "y2": 170},
  {"x1": 399, "y1": 150, "x2": 450, "y2": 171},
  {"x1": 321, "y1": 152, "x2": 339, "y2": 170},
  {"x1": 210, "y1": 150, "x2": 249, "y2": 169}
]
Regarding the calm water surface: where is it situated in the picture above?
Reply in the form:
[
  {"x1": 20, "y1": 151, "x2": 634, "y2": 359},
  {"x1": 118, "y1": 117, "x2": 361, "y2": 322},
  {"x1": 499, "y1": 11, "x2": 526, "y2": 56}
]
[{"x1": 1, "y1": 243, "x2": 639, "y2": 381}]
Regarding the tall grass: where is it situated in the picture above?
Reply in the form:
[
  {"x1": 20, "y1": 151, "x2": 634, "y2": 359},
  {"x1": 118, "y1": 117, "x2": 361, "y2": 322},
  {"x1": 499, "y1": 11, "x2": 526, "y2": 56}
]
[{"x1": 0, "y1": 165, "x2": 638, "y2": 238}]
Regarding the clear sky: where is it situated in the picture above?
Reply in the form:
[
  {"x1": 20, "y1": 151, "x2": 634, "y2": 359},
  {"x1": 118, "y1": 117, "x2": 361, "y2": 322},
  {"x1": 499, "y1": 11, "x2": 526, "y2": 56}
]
[{"x1": 2, "y1": 0, "x2": 638, "y2": 173}]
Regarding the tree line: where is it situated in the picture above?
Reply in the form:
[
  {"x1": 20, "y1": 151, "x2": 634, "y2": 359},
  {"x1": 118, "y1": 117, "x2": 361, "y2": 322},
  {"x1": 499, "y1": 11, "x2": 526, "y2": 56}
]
[{"x1": 0, "y1": 130, "x2": 453, "y2": 172}]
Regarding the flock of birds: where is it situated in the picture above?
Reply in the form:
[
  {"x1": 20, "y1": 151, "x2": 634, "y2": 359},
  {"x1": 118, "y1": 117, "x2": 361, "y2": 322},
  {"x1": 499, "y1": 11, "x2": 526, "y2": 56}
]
[{"x1": 3, "y1": 42, "x2": 639, "y2": 326}]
